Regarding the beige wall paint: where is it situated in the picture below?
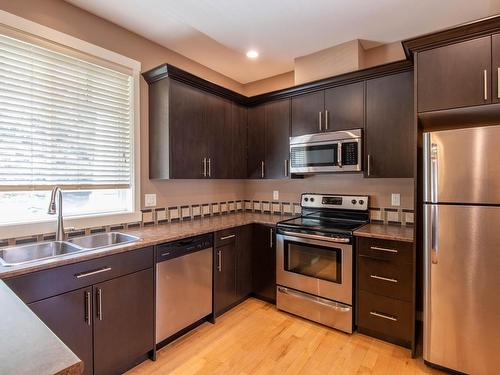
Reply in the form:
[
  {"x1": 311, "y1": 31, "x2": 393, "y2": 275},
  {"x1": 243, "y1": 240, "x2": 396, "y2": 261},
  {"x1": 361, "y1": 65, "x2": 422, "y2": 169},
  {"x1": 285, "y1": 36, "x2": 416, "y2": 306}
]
[
  {"x1": 243, "y1": 71, "x2": 295, "y2": 97},
  {"x1": 363, "y1": 41, "x2": 406, "y2": 68},
  {"x1": 245, "y1": 175, "x2": 414, "y2": 209},
  {"x1": 0, "y1": 0, "x2": 248, "y2": 209}
]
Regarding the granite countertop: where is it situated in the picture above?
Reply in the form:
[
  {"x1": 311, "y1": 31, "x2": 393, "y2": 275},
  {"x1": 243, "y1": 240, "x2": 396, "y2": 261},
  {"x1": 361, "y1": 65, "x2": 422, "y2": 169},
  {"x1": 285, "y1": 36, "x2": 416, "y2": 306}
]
[
  {"x1": 354, "y1": 223, "x2": 414, "y2": 242},
  {"x1": 0, "y1": 280, "x2": 82, "y2": 375},
  {"x1": 0, "y1": 212, "x2": 286, "y2": 279}
]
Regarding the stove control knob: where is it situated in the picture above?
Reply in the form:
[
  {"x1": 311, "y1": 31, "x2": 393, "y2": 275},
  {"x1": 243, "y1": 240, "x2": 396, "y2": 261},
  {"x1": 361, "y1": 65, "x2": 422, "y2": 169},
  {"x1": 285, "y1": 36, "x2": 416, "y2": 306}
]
[
  {"x1": 304, "y1": 197, "x2": 309, "y2": 202},
  {"x1": 359, "y1": 199, "x2": 364, "y2": 205},
  {"x1": 310, "y1": 197, "x2": 315, "y2": 202},
  {"x1": 351, "y1": 199, "x2": 357, "y2": 205}
]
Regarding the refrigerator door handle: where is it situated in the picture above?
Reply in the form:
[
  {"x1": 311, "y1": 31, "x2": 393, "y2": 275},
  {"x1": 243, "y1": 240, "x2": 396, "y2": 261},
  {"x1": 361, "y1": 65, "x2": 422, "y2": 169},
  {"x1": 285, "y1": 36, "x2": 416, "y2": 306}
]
[
  {"x1": 431, "y1": 205, "x2": 439, "y2": 264},
  {"x1": 430, "y1": 142, "x2": 439, "y2": 203}
]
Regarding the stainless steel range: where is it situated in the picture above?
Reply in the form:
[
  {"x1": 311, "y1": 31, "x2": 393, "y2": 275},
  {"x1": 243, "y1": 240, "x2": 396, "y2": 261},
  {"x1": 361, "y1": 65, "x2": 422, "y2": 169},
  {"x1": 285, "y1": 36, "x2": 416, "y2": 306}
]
[{"x1": 276, "y1": 193, "x2": 369, "y2": 333}]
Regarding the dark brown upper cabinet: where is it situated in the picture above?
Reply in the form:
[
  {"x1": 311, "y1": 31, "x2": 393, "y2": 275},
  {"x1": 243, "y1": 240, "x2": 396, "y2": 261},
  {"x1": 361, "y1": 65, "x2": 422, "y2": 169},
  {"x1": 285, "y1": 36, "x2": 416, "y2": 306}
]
[
  {"x1": 231, "y1": 104, "x2": 248, "y2": 179},
  {"x1": 291, "y1": 91, "x2": 324, "y2": 136},
  {"x1": 366, "y1": 71, "x2": 414, "y2": 178},
  {"x1": 492, "y1": 34, "x2": 500, "y2": 103},
  {"x1": 265, "y1": 99, "x2": 290, "y2": 179},
  {"x1": 291, "y1": 82, "x2": 364, "y2": 136},
  {"x1": 247, "y1": 104, "x2": 266, "y2": 179},
  {"x1": 417, "y1": 36, "x2": 492, "y2": 112},
  {"x1": 324, "y1": 82, "x2": 365, "y2": 132},
  {"x1": 247, "y1": 100, "x2": 290, "y2": 179}
]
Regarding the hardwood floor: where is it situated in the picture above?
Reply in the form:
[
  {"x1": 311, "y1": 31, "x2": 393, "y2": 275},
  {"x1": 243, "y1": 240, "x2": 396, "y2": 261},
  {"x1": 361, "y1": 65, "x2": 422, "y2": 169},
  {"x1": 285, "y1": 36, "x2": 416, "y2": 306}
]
[{"x1": 127, "y1": 298, "x2": 441, "y2": 375}]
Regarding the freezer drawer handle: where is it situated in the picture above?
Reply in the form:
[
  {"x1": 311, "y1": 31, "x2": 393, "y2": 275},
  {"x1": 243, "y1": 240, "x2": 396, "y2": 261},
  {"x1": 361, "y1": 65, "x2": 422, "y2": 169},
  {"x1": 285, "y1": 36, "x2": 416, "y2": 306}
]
[
  {"x1": 370, "y1": 246, "x2": 398, "y2": 254},
  {"x1": 75, "y1": 267, "x2": 112, "y2": 279},
  {"x1": 370, "y1": 275, "x2": 398, "y2": 283},
  {"x1": 370, "y1": 311, "x2": 397, "y2": 321}
]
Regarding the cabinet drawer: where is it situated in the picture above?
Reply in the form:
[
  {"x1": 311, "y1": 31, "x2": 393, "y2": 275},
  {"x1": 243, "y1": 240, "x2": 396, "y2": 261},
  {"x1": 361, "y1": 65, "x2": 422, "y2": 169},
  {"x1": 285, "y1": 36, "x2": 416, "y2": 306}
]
[
  {"x1": 357, "y1": 290, "x2": 412, "y2": 346},
  {"x1": 358, "y1": 256, "x2": 412, "y2": 301},
  {"x1": 5, "y1": 247, "x2": 153, "y2": 304},
  {"x1": 215, "y1": 228, "x2": 238, "y2": 247},
  {"x1": 358, "y1": 237, "x2": 413, "y2": 265}
]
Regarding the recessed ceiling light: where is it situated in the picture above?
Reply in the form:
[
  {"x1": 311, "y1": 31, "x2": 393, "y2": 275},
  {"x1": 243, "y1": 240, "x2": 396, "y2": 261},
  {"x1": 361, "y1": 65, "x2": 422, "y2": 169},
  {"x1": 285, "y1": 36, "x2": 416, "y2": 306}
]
[{"x1": 246, "y1": 50, "x2": 259, "y2": 59}]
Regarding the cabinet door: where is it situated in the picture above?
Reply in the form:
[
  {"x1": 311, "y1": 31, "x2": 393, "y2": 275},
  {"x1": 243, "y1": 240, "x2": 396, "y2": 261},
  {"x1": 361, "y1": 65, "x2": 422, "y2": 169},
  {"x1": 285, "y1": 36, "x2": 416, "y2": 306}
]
[
  {"x1": 169, "y1": 80, "x2": 207, "y2": 178},
  {"x1": 236, "y1": 225, "x2": 253, "y2": 299},
  {"x1": 29, "y1": 287, "x2": 93, "y2": 375},
  {"x1": 214, "y1": 242, "x2": 237, "y2": 315},
  {"x1": 491, "y1": 34, "x2": 500, "y2": 103},
  {"x1": 291, "y1": 91, "x2": 324, "y2": 136},
  {"x1": 206, "y1": 94, "x2": 232, "y2": 179},
  {"x1": 252, "y1": 225, "x2": 276, "y2": 303},
  {"x1": 93, "y1": 268, "x2": 154, "y2": 375},
  {"x1": 247, "y1": 105, "x2": 266, "y2": 178},
  {"x1": 265, "y1": 99, "x2": 290, "y2": 179},
  {"x1": 366, "y1": 71, "x2": 414, "y2": 178},
  {"x1": 417, "y1": 36, "x2": 491, "y2": 112},
  {"x1": 231, "y1": 103, "x2": 248, "y2": 179},
  {"x1": 324, "y1": 82, "x2": 364, "y2": 131}
]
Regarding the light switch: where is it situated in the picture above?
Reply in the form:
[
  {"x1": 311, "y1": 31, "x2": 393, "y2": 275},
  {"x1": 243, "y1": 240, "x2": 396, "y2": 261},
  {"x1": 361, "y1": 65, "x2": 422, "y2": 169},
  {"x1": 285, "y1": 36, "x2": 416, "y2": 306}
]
[
  {"x1": 144, "y1": 193, "x2": 157, "y2": 207},
  {"x1": 391, "y1": 193, "x2": 401, "y2": 207},
  {"x1": 273, "y1": 190, "x2": 279, "y2": 200}
]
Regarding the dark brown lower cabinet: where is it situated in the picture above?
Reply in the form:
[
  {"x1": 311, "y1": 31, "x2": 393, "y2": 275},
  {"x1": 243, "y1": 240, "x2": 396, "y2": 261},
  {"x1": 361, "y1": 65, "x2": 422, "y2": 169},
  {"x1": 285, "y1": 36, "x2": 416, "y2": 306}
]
[
  {"x1": 236, "y1": 225, "x2": 253, "y2": 300},
  {"x1": 214, "y1": 237, "x2": 238, "y2": 316},
  {"x1": 93, "y1": 268, "x2": 154, "y2": 375},
  {"x1": 29, "y1": 287, "x2": 94, "y2": 375},
  {"x1": 252, "y1": 224, "x2": 276, "y2": 303}
]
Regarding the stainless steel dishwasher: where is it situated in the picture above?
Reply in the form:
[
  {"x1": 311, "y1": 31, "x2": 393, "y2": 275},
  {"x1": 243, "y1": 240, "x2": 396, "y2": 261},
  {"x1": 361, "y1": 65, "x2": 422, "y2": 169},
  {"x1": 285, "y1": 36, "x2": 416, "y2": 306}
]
[{"x1": 156, "y1": 234, "x2": 213, "y2": 345}]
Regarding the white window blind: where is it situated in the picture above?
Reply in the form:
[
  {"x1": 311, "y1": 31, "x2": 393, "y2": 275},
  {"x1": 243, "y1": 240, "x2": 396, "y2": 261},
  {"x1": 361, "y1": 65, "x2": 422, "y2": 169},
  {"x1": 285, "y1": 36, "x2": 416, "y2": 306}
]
[{"x1": 0, "y1": 32, "x2": 133, "y2": 190}]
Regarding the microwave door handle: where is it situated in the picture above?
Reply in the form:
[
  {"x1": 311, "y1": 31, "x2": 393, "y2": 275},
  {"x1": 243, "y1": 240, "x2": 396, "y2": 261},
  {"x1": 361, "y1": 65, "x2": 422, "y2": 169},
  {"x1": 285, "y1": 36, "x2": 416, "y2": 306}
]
[{"x1": 337, "y1": 143, "x2": 342, "y2": 168}]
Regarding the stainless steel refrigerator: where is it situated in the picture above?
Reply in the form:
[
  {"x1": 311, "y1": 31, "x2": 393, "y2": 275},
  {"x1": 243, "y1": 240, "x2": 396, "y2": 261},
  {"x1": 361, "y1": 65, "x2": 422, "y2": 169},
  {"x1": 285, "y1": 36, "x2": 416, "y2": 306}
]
[{"x1": 423, "y1": 125, "x2": 500, "y2": 374}]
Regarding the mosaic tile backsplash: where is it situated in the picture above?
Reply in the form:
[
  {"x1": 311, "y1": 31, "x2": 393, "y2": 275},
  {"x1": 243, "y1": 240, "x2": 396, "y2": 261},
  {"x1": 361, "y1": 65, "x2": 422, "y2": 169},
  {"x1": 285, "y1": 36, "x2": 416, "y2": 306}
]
[{"x1": 0, "y1": 199, "x2": 414, "y2": 247}]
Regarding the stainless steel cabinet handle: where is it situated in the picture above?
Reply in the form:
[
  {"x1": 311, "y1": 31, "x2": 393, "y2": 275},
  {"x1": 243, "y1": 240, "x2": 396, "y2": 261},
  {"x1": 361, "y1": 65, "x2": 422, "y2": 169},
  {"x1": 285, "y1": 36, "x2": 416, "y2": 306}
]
[
  {"x1": 217, "y1": 250, "x2": 222, "y2": 272},
  {"x1": 261, "y1": 161, "x2": 265, "y2": 178},
  {"x1": 484, "y1": 69, "x2": 488, "y2": 100},
  {"x1": 370, "y1": 246, "x2": 398, "y2": 254},
  {"x1": 370, "y1": 275, "x2": 398, "y2": 283},
  {"x1": 370, "y1": 311, "x2": 397, "y2": 322},
  {"x1": 367, "y1": 154, "x2": 371, "y2": 176},
  {"x1": 430, "y1": 143, "x2": 438, "y2": 203},
  {"x1": 96, "y1": 288, "x2": 103, "y2": 321},
  {"x1": 431, "y1": 205, "x2": 439, "y2": 264},
  {"x1": 497, "y1": 67, "x2": 500, "y2": 99},
  {"x1": 220, "y1": 234, "x2": 236, "y2": 241},
  {"x1": 208, "y1": 158, "x2": 211, "y2": 177},
  {"x1": 75, "y1": 267, "x2": 112, "y2": 279},
  {"x1": 85, "y1": 291, "x2": 91, "y2": 326},
  {"x1": 203, "y1": 157, "x2": 207, "y2": 177},
  {"x1": 269, "y1": 228, "x2": 274, "y2": 248},
  {"x1": 337, "y1": 143, "x2": 342, "y2": 168},
  {"x1": 284, "y1": 159, "x2": 288, "y2": 177},
  {"x1": 318, "y1": 111, "x2": 322, "y2": 131},
  {"x1": 325, "y1": 109, "x2": 329, "y2": 130}
]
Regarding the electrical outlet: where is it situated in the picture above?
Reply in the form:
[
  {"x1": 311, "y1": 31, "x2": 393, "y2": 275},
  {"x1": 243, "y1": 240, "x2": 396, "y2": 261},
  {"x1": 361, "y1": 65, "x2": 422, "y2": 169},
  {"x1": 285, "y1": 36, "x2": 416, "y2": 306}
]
[
  {"x1": 391, "y1": 193, "x2": 401, "y2": 207},
  {"x1": 144, "y1": 193, "x2": 157, "y2": 207},
  {"x1": 273, "y1": 190, "x2": 279, "y2": 200}
]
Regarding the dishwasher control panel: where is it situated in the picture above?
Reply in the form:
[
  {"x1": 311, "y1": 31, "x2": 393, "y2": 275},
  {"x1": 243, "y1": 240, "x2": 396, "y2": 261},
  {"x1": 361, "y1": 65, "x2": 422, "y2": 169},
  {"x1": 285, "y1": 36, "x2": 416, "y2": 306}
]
[{"x1": 156, "y1": 234, "x2": 213, "y2": 262}]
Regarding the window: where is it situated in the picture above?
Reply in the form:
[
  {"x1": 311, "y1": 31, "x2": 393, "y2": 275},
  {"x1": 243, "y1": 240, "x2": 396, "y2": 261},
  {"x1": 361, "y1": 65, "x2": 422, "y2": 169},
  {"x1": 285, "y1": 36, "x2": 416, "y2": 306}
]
[{"x1": 0, "y1": 16, "x2": 140, "y2": 234}]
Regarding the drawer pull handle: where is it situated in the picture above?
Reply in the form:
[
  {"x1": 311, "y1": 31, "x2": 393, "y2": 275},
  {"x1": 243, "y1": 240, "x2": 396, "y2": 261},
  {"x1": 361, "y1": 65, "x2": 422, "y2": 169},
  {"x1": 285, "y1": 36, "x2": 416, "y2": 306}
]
[
  {"x1": 370, "y1": 246, "x2": 398, "y2": 254},
  {"x1": 370, "y1": 311, "x2": 398, "y2": 321},
  {"x1": 370, "y1": 274, "x2": 398, "y2": 283},
  {"x1": 75, "y1": 267, "x2": 112, "y2": 279},
  {"x1": 220, "y1": 234, "x2": 236, "y2": 241}
]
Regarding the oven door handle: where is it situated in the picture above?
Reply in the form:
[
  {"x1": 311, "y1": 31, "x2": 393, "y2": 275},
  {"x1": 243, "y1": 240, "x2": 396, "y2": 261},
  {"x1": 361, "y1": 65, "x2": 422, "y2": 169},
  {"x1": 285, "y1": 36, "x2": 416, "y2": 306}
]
[{"x1": 281, "y1": 231, "x2": 350, "y2": 244}]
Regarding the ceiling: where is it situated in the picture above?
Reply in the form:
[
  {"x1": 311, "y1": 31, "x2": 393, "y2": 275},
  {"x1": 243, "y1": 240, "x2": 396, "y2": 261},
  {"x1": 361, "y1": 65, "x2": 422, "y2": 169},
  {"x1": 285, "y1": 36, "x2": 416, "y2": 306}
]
[{"x1": 66, "y1": 0, "x2": 500, "y2": 83}]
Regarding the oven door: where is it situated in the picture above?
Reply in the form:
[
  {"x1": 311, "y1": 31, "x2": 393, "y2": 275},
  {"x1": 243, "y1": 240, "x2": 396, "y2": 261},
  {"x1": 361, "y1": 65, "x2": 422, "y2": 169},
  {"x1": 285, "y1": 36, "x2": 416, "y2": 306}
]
[{"x1": 276, "y1": 232, "x2": 353, "y2": 305}]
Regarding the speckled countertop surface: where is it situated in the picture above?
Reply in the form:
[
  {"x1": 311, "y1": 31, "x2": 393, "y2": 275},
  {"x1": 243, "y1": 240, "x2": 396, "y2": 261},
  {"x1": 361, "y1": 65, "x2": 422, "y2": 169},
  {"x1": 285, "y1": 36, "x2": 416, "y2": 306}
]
[
  {"x1": 354, "y1": 223, "x2": 414, "y2": 242},
  {"x1": 0, "y1": 212, "x2": 285, "y2": 279},
  {"x1": 0, "y1": 280, "x2": 83, "y2": 375}
]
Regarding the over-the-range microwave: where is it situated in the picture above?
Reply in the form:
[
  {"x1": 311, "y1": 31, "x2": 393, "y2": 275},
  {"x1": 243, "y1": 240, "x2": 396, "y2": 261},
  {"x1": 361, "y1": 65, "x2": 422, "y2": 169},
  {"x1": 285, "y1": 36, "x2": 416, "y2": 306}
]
[{"x1": 289, "y1": 129, "x2": 362, "y2": 174}]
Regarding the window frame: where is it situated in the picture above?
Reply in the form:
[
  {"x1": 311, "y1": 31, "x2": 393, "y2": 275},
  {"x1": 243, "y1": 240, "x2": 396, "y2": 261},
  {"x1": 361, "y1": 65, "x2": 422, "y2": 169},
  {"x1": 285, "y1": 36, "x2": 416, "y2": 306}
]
[{"x1": 0, "y1": 10, "x2": 142, "y2": 239}]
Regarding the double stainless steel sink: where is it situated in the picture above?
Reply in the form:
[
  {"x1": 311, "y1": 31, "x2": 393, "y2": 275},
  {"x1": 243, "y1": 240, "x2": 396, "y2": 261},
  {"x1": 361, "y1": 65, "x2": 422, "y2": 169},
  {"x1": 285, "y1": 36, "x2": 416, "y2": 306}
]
[{"x1": 0, "y1": 232, "x2": 140, "y2": 267}]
